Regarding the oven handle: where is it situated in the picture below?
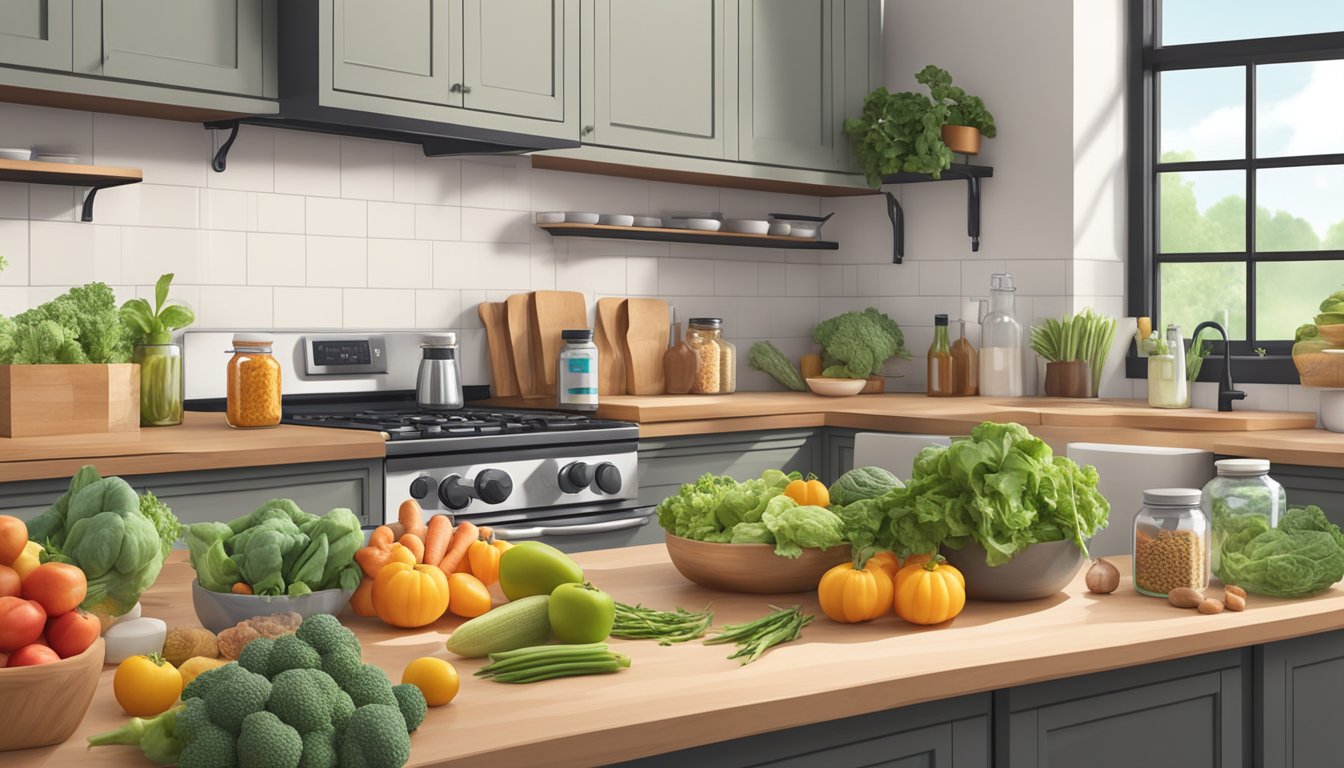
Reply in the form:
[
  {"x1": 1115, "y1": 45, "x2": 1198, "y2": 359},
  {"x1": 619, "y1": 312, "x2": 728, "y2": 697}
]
[{"x1": 491, "y1": 511, "x2": 654, "y2": 539}]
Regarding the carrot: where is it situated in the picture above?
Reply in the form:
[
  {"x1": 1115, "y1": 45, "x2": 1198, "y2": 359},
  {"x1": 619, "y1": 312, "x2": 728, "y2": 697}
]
[
  {"x1": 455, "y1": 555, "x2": 473, "y2": 575},
  {"x1": 386, "y1": 522, "x2": 407, "y2": 540},
  {"x1": 423, "y1": 514, "x2": 454, "y2": 567},
  {"x1": 399, "y1": 533, "x2": 426, "y2": 564},
  {"x1": 369, "y1": 525, "x2": 396, "y2": 549},
  {"x1": 436, "y1": 522, "x2": 479, "y2": 575},
  {"x1": 354, "y1": 545, "x2": 393, "y2": 579},
  {"x1": 398, "y1": 499, "x2": 428, "y2": 541},
  {"x1": 231, "y1": 582, "x2": 253, "y2": 595}
]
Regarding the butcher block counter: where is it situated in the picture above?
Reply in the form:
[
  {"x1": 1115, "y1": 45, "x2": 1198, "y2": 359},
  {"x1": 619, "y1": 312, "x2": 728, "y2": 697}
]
[
  {"x1": 15, "y1": 545, "x2": 1344, "y2": 768},
  {"x1": 0, "y1": 412, "x2": 386, "y2": 483}
]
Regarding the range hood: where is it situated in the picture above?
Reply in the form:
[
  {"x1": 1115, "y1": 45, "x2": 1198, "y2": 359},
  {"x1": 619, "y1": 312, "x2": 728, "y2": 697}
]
[{"x1": 209, "y1": 0, "x2": 577, "y2": 168}]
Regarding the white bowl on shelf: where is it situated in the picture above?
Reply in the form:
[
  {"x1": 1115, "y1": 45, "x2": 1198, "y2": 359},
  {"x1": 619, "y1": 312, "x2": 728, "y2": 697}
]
[
  {"x1": 0, "y1": 148, "x2": 33, "y2": 161},
  {"x1": 723, "y1": 219, "x2": 770, "y2": 235},
  {"x1": 683, "y1": 218, "x2": 721, "y2": 231},
  {"x1": 563, "y1": 211, "x2": 600, "y2": 224},
  {"x1": 536, "y1": 211, "x2": 565, "y2": 224},
  {"x1": 35, "y1": 153, "x2": 80, "y2": 164},
  {"x1": 767, "y1": 221, "x2": 792, "y2": 236},
  {"x1": 598, "y1": 213, "x2": 635, "y2": 227},
  {"x1": 1321, "y1": 386, "x2": 1344, "y2": 433},
  {"x1": 806, "y1": 377, "x2": 866, "y2": 397},
  {"x1": 632, "y1": 216, "x2": 662, "y2": 228},
  {"x1": 789, "y1": 224, "x2": 820, "y2": 239}
]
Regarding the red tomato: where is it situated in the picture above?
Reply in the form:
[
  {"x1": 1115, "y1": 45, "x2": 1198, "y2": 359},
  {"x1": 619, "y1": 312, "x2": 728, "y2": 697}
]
[
  {"x1": 0, "y1": 652, "x2": 7, "y2": 666},
  {"x1": 8, "y1": 643, "x2": 60, "y2": 667},
  {"x1": 22, "y1": 562, "x2": 87, "y2": 616},
  {"x1": 0, "y1": 596, "x2": 46, "y2": 652},
  {"x1": 0, "y1": 516, "x2": 25, "y2": 567},
  {"x1": 46, "y1": 609, "x2": 100, "y2": 659},
  {"x1": 0, "y1": 564, "x2": 20, "y2": 598}
]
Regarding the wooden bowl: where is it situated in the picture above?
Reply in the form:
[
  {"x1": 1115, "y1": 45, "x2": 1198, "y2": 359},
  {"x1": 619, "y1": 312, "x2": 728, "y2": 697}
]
[
  {"x1": 1318, "y1": 324, "x2": 1344, "y2": 345},
  {"x1": 0, "y1": 638, "x2": 105, "y2": 751},
  {"x1": 806, "y1": 377, "x2": 866, "y2": 397},
  {"x1": 664, "y1": 534, "x2": 849, "y2": 593}
]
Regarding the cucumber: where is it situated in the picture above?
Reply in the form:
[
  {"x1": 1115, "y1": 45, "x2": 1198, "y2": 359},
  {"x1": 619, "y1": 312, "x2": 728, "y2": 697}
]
[{"x1": 445, "y1": 595, "x2": 551, "y2": 658}]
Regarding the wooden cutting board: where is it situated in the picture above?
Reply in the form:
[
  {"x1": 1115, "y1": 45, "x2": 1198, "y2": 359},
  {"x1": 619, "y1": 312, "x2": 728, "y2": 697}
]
[
  {"x1": 530, "y1": 290, "x2": 588, "y2": 393},
  {"x1": 623, "y1": 298, "x2": 669, "y2": 395},
  {"x1": 594, "y1": 297, "x2": 628, "y2": 396},
  {"x1": 505, "y1": 293, "x2": 544, "y2": 398},
  {"x1": 477, "y1": 301, "x2": 518, "y2": 397},
  {"x1": 663, "y1": 321, "x2": 697, "y2": 394}
]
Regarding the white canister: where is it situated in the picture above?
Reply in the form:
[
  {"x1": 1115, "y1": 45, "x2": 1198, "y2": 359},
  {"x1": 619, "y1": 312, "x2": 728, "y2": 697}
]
[{"x1": 557, "y1": 329, "x2": 598, "y2": 411}]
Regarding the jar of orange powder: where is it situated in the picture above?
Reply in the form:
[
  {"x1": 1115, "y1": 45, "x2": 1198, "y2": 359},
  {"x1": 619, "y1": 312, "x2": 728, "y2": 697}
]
[{"x1": 226, "y1": 334, "x2": 282, "y2": 428}]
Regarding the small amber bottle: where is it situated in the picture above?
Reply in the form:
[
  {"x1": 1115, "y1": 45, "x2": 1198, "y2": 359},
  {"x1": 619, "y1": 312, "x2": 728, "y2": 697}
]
[
  {"x1": 951, "y1": 319, "x2": 979, "y2": 396},
  {"x1": 927, "y1": 314, "x2": 953, "y2": 397}
]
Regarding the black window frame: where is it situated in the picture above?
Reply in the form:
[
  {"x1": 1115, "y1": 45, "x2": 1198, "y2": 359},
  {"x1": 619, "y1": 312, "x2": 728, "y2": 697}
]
[{"x1": 1126, "y1": 1, "x2": 1344, "y2": 384}]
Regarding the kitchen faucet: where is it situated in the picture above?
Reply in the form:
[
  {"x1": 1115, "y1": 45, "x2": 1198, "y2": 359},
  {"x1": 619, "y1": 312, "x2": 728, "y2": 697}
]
[{"x1": 1190, "y1": 321, "x2": 1245, "y2": 412}]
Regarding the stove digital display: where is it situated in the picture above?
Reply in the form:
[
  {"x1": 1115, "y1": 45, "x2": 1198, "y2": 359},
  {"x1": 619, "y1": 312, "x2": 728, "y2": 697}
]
[{"x1": 312, "y1": 340, "x2": 372, "y2": 367}]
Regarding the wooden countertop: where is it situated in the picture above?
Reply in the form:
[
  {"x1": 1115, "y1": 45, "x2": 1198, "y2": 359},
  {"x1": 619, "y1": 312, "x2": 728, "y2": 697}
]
[
  {"x1": 15, "y1": 546, "x2": 1344, "y2": 768},
  {"x1": 0, "y1": 412, "x2": 386, "y2": 482}
]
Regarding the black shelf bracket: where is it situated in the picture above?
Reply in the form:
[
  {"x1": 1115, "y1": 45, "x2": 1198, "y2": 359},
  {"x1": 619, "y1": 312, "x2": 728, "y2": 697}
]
[
  {"x1": 878, "y1": 163, "x2": 992, "y2": 263},
  {"x1": 966, "y1": 175, "x2": 983, "y2": 252},
  {"x1": 209, "y1": 121, "x2": 241, "y2": 173},
  {"x1": 80, "y1": 187, "x2": 100, "y2": 223},
  {"x1": 883, "y1": 191, "x2": 904, "y2": 264}
]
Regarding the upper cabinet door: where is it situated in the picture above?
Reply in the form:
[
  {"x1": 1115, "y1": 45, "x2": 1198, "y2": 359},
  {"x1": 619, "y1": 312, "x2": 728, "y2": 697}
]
[
  {"x1": 589, "y1": 0, "x2": 728, "y2": 159},
  {"x1": 332, "y1": 0, "x2": 459, "y2": 106},
  {"x1": 462, "y1": 0, "x2": 574, "y2": 122},
  {"x1": 0, "y1": 0, "x2": 73, "y2": 72},
  {"x1": 85, "y1": 0, "x2": 272, "y2": 97},
  {"x1": 737, "y1": 0, "x2": 838, "y2": 170}
]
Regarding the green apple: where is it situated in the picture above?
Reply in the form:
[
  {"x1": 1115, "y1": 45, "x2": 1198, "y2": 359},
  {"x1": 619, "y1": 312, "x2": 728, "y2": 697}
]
[
  {"x1": 498, "y1": 541, "x2": 584, "y2": 601},
  {"x1": 548, "y1": 582, "x2": 615, "y2": 644}
]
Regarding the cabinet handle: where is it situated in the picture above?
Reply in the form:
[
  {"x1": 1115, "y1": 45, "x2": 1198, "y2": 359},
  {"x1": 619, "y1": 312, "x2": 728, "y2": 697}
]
[
  {"x1": 450, "y1": 83, "x2": 462, "y2": 93},
  {"x1": 461, "y1": 85, "x2": 472, "y2": 95},
  {"x1": 582, "y1": 125, "x2": 594, "y2": 136}
]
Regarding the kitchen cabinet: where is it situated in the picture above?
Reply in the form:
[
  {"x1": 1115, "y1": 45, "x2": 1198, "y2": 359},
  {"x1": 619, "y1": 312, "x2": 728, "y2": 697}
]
[
  {"x1": 1257, "y1": 628, "x2": 1344, "y2": 767},
  {"x1": 636, "y1": 429, "x2": 821, "y2": 509},
  {"x1": 1264, "y1": 462, "x2": 1344, "y2": 528},
  {"x1": 0, "y1": 459, "x2": 385, "y2": 529},
  {"x1": 0, "y1": 0, "x2": 72, "y2": 71},
  {"x1": 737, "y1": 0, "x2": 880, "y2": 172},
  {"x1": 996, "y1": 649, "x2": 1249, "y2": 767},
  {"x1": 611, "y1": 693, "x2": 990, "y2": 768},
  {"x1": 463, "y1": 0, "x2": 570, "y2": 121},
  {"x1": 585, "y1": 0, "x2": 730, "y2": 159},
  {"x1": 331, "y1": 0, "x2": 455, "y2": 105},
  {"x1": 74, "y1": 0, "x2": 276, "y2": 98}
]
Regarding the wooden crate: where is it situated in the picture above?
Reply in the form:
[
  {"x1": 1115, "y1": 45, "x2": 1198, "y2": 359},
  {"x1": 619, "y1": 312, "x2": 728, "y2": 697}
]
[{"x1": 0, "y1": 364, "x2": 140, "y2": 437}]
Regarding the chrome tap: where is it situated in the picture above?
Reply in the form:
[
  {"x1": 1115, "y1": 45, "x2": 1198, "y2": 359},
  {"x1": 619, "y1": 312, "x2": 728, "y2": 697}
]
[{"x1": 1190, "y1": 321, "x2": 1245, "y2": 412}]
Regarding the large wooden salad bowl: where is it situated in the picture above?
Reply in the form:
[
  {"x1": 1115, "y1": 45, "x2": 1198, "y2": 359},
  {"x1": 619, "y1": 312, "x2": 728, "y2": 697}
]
[
  {"x1": 665, "y1": 534, "x2": 849, "y2": 593},
  {"x1": 0, "y1": 637, "x2": 105, "y2": 751}
]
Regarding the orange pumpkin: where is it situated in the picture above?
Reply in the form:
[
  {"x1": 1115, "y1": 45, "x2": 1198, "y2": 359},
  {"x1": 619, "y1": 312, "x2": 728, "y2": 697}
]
[
  {"x1": 893, "y1": 557, "x2": 965, "y2": 625},
  {"x1": 784, "y1": 476, "x2": 830, "y2": 508},
  {"x1": 467, "y1": 539, "x2": 503, "y2": 585},
  {"x1": 902, "y1": 552, "x2": 933, "y2": 569},
  {"x1": 868, "y1": 551, "x2": 901, "y2": 581},
  {"x1": 372, "y1": 562, "x2": 450, "y2": 628},
  {"x1": 818, "y1": 559, "x2": 893, "y2": 623}
]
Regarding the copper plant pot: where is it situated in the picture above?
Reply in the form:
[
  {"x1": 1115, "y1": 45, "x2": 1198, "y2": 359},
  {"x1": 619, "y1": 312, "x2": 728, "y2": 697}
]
[
  {"x1": 1044, "y1": 360, "x2": 1092, "y2": 398},
  {"x1": 860, "y1": 375, "x2": 885, "y2": 394},
  {"x1": 941, "y1": 124, "x2": 981, "y2": 155}
]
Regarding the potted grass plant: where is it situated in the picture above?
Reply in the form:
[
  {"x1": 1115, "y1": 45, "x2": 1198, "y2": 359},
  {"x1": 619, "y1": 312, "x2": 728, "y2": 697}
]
[
  {"x1": 1031, "y1": 309, "x2": 1117, "y2": 398},
  {"x1": 121, "y1": 274, "x2": 195, "y2": 427}
]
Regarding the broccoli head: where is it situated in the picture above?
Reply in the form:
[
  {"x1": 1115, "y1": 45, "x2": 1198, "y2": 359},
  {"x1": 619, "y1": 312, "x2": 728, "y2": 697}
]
[
  {"x1": 184, "y1": 662, "x2": 272, "y2": 735},
  {"x1": 296, "y1": 614, "x2": 361, "y2": 657},
  {"x1": 344, "y1": 664, "x2": 398, "y2": 708},
  {"x1": 392, "y1": 684, "x2": 427, "y2": 733},
  {"x1": 812, "y1": 307, "x2": 909, "y2": 378},
  {"x1": 267, "y1": 668, "x2": 343, "y2": 734},
  {"x1": 332, "y1": 690, "x2": 356, "y2": 732},
  {"x1": 238, "y1": 637, "x2": 275, "y2": 676},
  {"x1": 89, "y1": 698, "x2": 234, "y2": 768},
  {"x1": 298, "y1": 726, "x2": 339, "y2": 768},
  {"x1": 268, "y1": 634, "x2": 322, "y2": 675},
  {"x1": 337, "y1": 705, "x2": 412, "y2": 768},
  {"x1": 237, "y1": 711, "x2": 302, "y2": 768}
]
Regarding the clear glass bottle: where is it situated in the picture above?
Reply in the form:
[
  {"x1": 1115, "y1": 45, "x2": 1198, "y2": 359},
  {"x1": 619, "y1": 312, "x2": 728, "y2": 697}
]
[
  {"x1": 1203, "y1": 458, "x2": 1286, "y2": 591},
  {"x1": 687, "y1": 318, "x2": 723, "y2": 394},
  {"x1": 978, "y1": 273, "x2": 1024, "y2": 396},
  {"x1": 134, "y1": 342, "x2": 183, "y2": 426},
  {"x1": 557, "y1": 329, "x2": 598, "y2": 412},
  {"x1": 1148, "y1": 323, "x2": 1190, "y2": 408},
  {"x1": 927, "y1": 314, "x2": 953, "y2": 397},
  {"x1": 951, "y1": 319, "x2": 978, "y2": 396},
  {"x1": 226, "y1": 335, "x2": 282, "y2": 429},
  {"x1": 718, "y1": 334, "x2": 737, "y2": 394},
  {"x1": 1133, "y1": 487, "x2": 1210, "y2": 597}
]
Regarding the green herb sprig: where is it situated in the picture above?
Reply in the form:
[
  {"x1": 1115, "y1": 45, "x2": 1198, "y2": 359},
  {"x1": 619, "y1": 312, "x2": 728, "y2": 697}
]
[
  {"x1": 1029, "y1": 308, "x2": 1117, "y2": 396},
  {"x1": 612, "y1": 603, "x2": 713, "y2": 645},
  {"x1": 121, "y1": 273, "x2": 195, "y2": 346},
  {"x1": 704, "y1": 606, "x2": 812, "y2": 665}
]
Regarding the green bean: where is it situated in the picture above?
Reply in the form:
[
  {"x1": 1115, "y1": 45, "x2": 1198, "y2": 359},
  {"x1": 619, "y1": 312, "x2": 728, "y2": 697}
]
[
  {"x1": 612, "y1": 603, "x2": 713, "y2": 644},
  {"x1": 705, "y1": 606, "x2": 812, "y2": 665},
  {"x1": 476, "y1": 645, "x2": 632, "y2": 684},
  {"x1": 486, "y1": 642, "x2": 610, "y2": 661},
  {"x1": 477, "y1": 651, "x2": 619, "y2": 676}
]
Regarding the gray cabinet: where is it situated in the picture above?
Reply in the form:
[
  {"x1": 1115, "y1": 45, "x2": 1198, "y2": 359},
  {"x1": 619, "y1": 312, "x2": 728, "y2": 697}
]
[
  {"x1": 737, "y1": 0, "x2": 879, "y2": 172},
  {"x1": 997, "y1": 650, "x2": 1249, "y2": 767},
  {"x1": 1257, "y1": 628, "x2": 1344, "y2": 767},
  {"x1": 463, "y1": 0, "x2": 572, "y2": 122},
  {"x1": 75, "y1": 0, "x2": 275, "y2": 97},
  {"x1": 0, "y1": 0, "x2": 72, "y2": 71},
  {"x1": 331, "y1": 0, "x2": 458, "y2": 105},
  {"x1": 586, "y1": 0, "x2": 730, "y2": 158}
]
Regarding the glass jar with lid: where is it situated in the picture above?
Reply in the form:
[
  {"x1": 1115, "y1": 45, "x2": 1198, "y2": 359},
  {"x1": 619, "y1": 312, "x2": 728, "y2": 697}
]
[
  {"x1": 1133, "y1": 488, "x2": 1209, "y2": 597},
  {"x1": 687, "y1": 318, "x2": 723, "y2": 394},
  {"x1": 718, "y1": 333, "x2": 737, "y2": 394},
  {"x1": 1203, "y1": 458, "x2": 1286, "y2": 588},
  {"x1": 226, "y1": 334, "x2": 282, "y2": 429}
]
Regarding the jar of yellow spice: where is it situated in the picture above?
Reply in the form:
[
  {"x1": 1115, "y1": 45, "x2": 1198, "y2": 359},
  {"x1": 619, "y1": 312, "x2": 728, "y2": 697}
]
[{"x1": 226, "y1": 334, "x2": 282, "y2": 428}]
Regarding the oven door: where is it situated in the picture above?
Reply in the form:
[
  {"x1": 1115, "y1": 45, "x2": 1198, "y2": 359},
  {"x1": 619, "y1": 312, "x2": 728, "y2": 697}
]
[{"x1": 489, "y1": 507, "x2": 660, "y2": 554}]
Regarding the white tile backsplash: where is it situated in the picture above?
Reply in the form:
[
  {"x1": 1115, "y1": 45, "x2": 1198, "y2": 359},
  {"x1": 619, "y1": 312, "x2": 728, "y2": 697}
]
[
  {"x1": 306, "y1": 236, "x2": 367, "y2": 287},
  {"x1": 306, "y1": 196, "x2": 367, "y2": 237}
]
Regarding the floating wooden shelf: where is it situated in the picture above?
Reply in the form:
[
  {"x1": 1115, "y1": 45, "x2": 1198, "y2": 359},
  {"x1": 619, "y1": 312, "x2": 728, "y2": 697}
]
[
  {"x1": 539, "y1": 222, "x2": 838, "y2": 250},
  {"x1": 0, "y1": 158, "x2": 143, "y2": 222},
  {"x1": 880, "y1": 163, "x2": 993, "y2": 264}
]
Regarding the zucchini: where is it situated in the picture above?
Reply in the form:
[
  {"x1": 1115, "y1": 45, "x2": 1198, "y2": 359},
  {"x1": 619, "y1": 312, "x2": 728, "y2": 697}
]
[{"x1": 445, "y1": 595, "x2": 551, "y2": 658}]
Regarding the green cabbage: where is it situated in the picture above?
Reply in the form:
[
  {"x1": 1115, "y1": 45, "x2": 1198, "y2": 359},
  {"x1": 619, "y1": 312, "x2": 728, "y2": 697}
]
[
  {"x1": 829, "y1": 466, "x2": 903, "y2": 506},
  {"x1": 1217, "y1": 506, "x2": 1344, "y2": 597},
  {"x1": 759, "y1": 496, "x2": 846, "y2": 558},
  {"x1": 655, "y1": 469, "x2": 798, "y2": 545}
]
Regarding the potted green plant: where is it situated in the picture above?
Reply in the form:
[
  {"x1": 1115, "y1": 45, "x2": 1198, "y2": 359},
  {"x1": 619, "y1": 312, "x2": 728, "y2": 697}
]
[
  {"x1": 121, "y1": 273, "x2": 195, "y2": 427},
  {"x1": 1030, "y1": 309, "x2": 1116, "y2": 398},
  {"x1": 843, "y1": 65, "x2": 996, "y2": 187}
]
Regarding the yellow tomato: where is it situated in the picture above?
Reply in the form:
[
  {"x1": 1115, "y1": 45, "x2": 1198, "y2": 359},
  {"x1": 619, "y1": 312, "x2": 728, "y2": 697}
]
[
  {"x1": 372, "y1": 561, "x2": 450, "y2": 628},
  {"x1": 447, "y1": 573, "x2": 492, "y2": 618},
  {"x1": 11, "y1": 541, "x2": 43, "y2": 581},
  {"x1": 114, "y1": 654, "x2": 184, "y2": 717},
  {"x1": 402, "y1": 657, "x2": 460, "y2": 707},
  {"x1": 177, "y1": 656, "x2": 228, "y2": 686}
]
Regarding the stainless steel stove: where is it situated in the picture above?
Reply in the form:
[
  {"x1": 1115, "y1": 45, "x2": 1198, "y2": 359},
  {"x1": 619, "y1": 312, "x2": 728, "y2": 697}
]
[{"x1": 184, "y1": 331, "x2": 653, "y2": 551}]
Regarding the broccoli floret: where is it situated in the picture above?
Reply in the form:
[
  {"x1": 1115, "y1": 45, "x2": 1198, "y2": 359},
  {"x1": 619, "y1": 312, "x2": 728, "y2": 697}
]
[
  {"x1": 267, "y1": 668, "x2": 342, "y2": 734},
  {"x1": 332, "y1": 691, "x2": 356, "y2": 732},
  {"x1": 237, "y1": 711, "x2": 303, "y2": 768},
  {"x1": 297, "y1": 614, "x2": 361, "y2": 657},
  {"x1": 298, "y1": 726, "x2": 339, "y2": 768},
  {"x1": 237, "y1": 637, "x2": 275, "y2": 676},
  {"x1": 337, "y1": 705, "x2": 412, "y2": 768},
  {"x1": 198, "y1": 663, "x2": 272, "y2": 735},
  {"x1": 268, "y1": 634, "x2": 322, "y2": 675},
  {"x1": 90, "y1": 699, "x2": 235, "y2": 768},
  {"x1": 392, "y1": 684, "x2": 427, "y2": 733},
  {"x1": 321, "y1": 644, "x2": 363, "y2": 687},
  {"x1": 343, "y1": 664, "x2": 398, "y2": 708},
  {"x1": 86, "y1": 707, "x2": 184, "y2": 766}
]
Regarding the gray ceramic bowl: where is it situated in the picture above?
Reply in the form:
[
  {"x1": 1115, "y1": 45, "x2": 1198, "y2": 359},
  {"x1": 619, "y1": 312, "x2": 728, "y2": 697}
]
[
  {"x1": 941, "y1": 539, "x2": 1084, "y2": 601},
  {"x1": 191, "y1": 580, "x2": 355, "y2": 633}
]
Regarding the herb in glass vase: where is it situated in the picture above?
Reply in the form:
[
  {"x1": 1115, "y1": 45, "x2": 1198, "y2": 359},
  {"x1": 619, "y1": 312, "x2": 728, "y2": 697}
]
[{"x1": 121, "y1": 274, "x2": 195, "y2": 427}]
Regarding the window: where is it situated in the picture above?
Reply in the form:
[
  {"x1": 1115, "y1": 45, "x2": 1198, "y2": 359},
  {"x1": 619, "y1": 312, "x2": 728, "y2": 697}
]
[{"x1": 1128, "y1": 1, "x2": 1344, "y2": 382}]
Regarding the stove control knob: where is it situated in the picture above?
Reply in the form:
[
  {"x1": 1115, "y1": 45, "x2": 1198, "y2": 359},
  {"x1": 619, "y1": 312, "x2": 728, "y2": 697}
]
[
  {"x1": 475, "y1": 469, "x2": 513, "y2": 505},
  {"x1": 438, "y1": 475, "x2": 474, "y2": 510},
  {"x1": 409, "y1": 475, "x2": 435, "y2": 501},
  {"x1": 558, "y1": 462, "x2": 595, "y2": 494},
  {"x1": 593, "y1": 463, "x2": 623, "y2": 495}
]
